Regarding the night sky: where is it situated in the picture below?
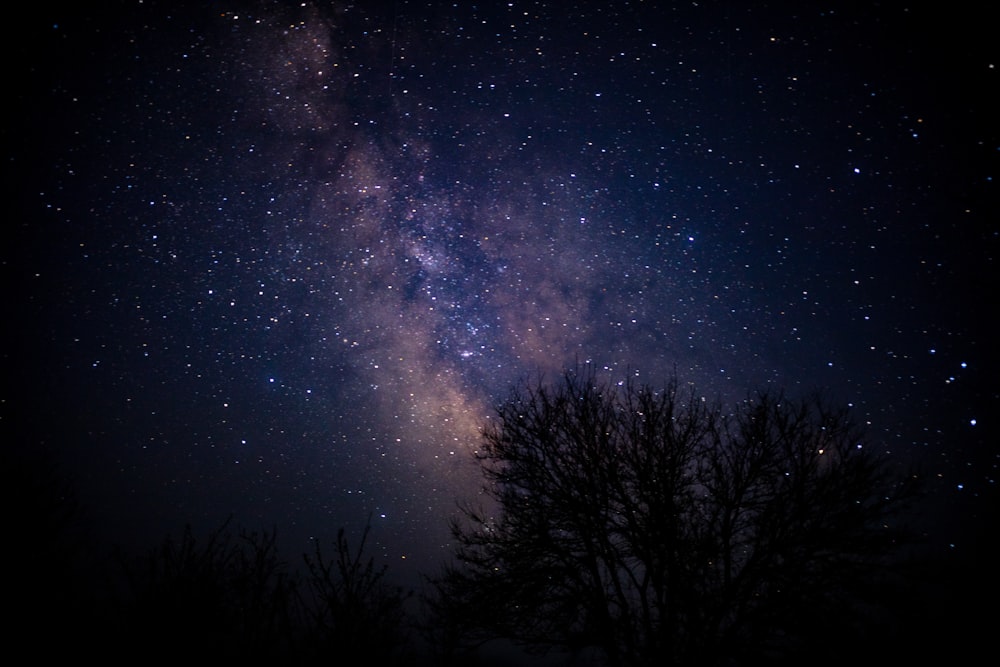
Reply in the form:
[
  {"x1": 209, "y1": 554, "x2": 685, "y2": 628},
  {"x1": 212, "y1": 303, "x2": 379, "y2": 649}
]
[{"x1": 7, "y1": 0, "x2": 996, "y2": 594}]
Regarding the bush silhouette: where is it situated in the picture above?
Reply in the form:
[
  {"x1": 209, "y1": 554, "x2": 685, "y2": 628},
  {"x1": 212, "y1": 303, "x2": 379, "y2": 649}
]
[
  {"x1": 300, "y1": 520, "x2": 412, "y2": 663},
  {"x1": 110, "y1": 516, "x2": 411, "y2": 664},
  {"x1": 112, "y1": 518, "x2": 298, "y2": 662}
]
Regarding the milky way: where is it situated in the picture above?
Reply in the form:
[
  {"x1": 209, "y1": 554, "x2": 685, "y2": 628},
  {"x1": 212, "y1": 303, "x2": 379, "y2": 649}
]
[{"x1": 10, "y1": 1, "x2": 995, "y2": 585}]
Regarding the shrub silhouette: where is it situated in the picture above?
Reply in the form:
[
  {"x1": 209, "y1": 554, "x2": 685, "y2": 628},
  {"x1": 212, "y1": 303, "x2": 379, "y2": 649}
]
[
  {"x1": 111, "y1": 516, "x2": 411, "y2": 664},
  {"x1": 300, "y1": 520, "x2": 412, "y2": 663},
  {"x1": 113, "y1": 518, "x2": 298, "y2": 662}
]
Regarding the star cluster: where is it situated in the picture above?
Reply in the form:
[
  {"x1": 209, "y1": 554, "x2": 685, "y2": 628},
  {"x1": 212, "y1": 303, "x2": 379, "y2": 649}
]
[{"x1": 8, "y1": 1, "x2": 995, "y2": 582}]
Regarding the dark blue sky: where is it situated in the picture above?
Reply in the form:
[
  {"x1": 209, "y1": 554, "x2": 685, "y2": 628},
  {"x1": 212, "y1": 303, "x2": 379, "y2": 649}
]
[{"x1": 7, "y1": 1, "x2": 996, "y2": 589}]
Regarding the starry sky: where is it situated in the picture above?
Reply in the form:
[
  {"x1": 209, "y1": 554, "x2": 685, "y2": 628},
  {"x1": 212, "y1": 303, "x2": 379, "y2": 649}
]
[{"x1": 7, "y1": 1, "x2": 996, "y2": 588}]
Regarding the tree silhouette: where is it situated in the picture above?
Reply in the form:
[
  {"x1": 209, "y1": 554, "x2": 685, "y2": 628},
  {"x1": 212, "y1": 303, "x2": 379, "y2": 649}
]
[
  {"x1": 428, "y1": 367, "x2": 920, "y2": 666},
  {"x1": 300, "y1": 518, "x2": 412, "y2": 663},
  {"x1": 112, "y1": 517, "x2": 299, "y2": 662}
]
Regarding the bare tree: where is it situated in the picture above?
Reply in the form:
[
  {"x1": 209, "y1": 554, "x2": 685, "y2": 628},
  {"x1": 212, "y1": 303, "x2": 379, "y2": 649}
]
[
  {"x1": 429, "y1": 366, "x2": 919, "y2": 666},
  {"x1": 109, "y1": 516, "x2": 415, "y2": 664},
  {"x1": 113, "y1": 518, "x2": 299, "y2": 662},
  {"x1": 301, "y1": 518, "x2": 412, "y2": 663}
]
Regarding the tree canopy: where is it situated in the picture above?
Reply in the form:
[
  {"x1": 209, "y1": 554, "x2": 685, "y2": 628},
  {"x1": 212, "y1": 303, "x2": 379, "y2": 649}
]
[{"x1": 427, "y1": 367, "x2": 920, "y2": 666}]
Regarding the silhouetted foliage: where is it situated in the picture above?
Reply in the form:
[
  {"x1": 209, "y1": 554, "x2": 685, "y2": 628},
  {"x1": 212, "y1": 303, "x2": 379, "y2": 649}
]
[
  {"x1": 113, "y1": 517, "x2": 299, "y2": 662},
  {"x1": 108, "y1": 515, "x2": 417, "y2": 664},
  {"x1": 428, "y1": 367, "x2": 921, "y2": 666},
  {"x1": 301, "y1": 518, "x2": 412, "y2": 663}
]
